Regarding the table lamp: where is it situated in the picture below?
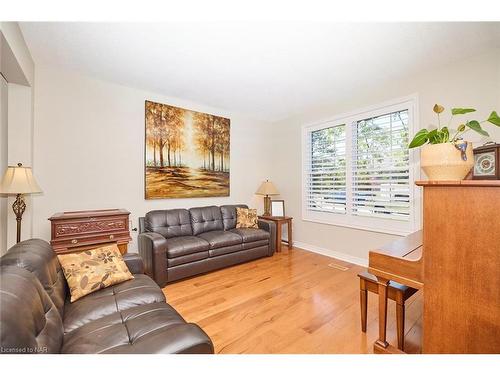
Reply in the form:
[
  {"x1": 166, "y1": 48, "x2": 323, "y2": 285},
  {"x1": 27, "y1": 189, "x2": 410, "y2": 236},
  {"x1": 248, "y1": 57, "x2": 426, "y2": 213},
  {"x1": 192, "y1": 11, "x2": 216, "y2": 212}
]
[
  {"x1": 0, "y1": 163, "x2": 42, "y2": 243},
  {"x1": 255, "y1": 179, "x2": 279, "y2": 216}
]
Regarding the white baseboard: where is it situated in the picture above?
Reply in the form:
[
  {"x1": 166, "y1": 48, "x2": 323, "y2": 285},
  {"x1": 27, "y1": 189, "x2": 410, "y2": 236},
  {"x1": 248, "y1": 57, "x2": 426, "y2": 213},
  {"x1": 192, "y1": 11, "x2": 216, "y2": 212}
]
[{"x1": 293, "y1": 240, "x2": 368, "y2": 267}]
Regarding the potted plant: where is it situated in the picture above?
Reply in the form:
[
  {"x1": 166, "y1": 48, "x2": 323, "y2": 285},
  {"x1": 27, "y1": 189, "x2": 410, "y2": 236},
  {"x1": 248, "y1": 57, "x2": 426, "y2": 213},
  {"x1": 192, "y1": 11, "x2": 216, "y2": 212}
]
[{"x1": 409, "y1": 105, "x2": 500, "y2": 180}]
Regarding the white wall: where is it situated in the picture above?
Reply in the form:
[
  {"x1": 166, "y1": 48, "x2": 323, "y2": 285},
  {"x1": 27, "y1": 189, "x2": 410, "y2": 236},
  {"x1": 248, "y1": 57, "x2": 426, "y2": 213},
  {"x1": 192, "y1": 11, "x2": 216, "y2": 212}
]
[
  {"x1": 32, "y1": 66, "x2": 273, "y2": 251},
  {"x1": 270, "y1": 49, "x2": 500, "y2": 265},
  {"x1": 7, "y1": 83, "x2": 34, "y2": 247},
  {"x1": 0, "y1": 23, "x2": 34, "y2": 252},
  {"x1": 0, "y1": 22, "x2": 34, "y2": 86},
  {"x1": 0, "y1": 75, "x2": 7, "y2": 254}
]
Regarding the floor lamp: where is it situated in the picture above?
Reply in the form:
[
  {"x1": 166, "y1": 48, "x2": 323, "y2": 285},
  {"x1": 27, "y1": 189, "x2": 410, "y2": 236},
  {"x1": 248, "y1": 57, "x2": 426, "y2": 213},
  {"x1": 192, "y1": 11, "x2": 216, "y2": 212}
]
[{"x1": 0, "y1": 163, "x2": 42, "y2": 243}]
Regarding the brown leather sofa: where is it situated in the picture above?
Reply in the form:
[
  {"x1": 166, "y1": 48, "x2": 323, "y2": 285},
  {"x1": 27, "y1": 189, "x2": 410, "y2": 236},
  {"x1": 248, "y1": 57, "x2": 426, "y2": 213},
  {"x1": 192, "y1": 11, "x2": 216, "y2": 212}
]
[
  {"x1": 138, "y1": 204, "x2": 276, "y2": 287},
  {"x1": 0, "y1": 239, "x2": 214, "y2": 354}
]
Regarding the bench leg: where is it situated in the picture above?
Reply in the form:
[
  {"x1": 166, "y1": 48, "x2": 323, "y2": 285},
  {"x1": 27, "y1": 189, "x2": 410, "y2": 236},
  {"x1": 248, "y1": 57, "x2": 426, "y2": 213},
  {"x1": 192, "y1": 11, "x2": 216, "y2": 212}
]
[
  {"x1": 374, "y1": 277, "x2": 390, "y2": 351},
  {"x1": 360, "y1": 279, "x2": 367, "y2": 332},
  {"x1": 396, "y1": 302, "x2": 405, "y2": 351}
]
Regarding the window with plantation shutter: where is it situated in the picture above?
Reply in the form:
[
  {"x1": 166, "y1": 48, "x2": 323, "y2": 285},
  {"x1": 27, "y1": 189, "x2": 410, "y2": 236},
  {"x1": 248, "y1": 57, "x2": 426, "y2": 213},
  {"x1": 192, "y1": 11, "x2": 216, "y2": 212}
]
[
  {"x1": 352, "y1": 110, "x2": 410, "y2": 220},
  {"x1": 302, "y1": 96, "x2": 420, "y2": 235},
  {"x1": 306, "y1": 124, "x2": 347, "y2": 214}
]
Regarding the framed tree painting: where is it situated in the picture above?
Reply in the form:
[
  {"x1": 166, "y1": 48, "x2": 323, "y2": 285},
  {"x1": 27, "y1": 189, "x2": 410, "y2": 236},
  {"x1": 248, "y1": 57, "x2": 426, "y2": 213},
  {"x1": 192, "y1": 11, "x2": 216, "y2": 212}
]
[{"x1": 145, "y1": 100, "x2": 230, "y2": 199}]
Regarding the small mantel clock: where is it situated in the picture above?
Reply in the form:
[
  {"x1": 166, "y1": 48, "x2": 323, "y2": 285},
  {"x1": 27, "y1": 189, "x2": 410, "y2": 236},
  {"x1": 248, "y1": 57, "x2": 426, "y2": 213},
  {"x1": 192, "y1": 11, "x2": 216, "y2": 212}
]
[{"x1": 472, "y1": 142, "x2": 500, "y2": 180}]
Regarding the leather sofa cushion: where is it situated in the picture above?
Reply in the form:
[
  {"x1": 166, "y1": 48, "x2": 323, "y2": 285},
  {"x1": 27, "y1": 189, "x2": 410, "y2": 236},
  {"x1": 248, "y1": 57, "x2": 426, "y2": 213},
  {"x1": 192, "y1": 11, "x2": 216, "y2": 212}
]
[
  {"x1": 166, "y1": 236, "x2": 210, "y2": 258},
  {"x1": 197, "y1": 230, "x2": 242, "y2": 249},
  {"x1": 0, "y1": 239, "x2": 67, "y2": 317},
  {"x1": 0, "y1": 266, "x2": 63, "y2": 354},
  {"x1": 63, "y1": 274, "x2": 165, "y2": 333},
  {"x1": 209, "y1": 244, "x2": 243, "y2": 257},
  {"x1": 220, "y1": 204, "x2": 248, "y2": 230},
  {"x1": 189, "y1": 206, "x2": 224, "y2": 235},
  {"x1": 229, "y1": 228, "x2": 270, "y2": 243},
  {"x1": 62, "y1": 302, "x2": 213, "y2": 354},
  {"x1": 242, "y1": 239, "x2": 269, "y2": 250},
  {"x1": 168, "y1": 251, "x2": 209, "y2": 267},
  {"x1": 145, "y1": 209, "x2": 193, "y2": 239}
]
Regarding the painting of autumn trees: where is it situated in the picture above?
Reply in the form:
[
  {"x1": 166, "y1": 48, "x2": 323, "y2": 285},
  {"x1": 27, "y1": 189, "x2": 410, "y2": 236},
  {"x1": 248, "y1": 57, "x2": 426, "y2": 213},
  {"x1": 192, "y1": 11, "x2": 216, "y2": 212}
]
[{"x1": 145, "y1": 100, "x2": 230, "y2": 199}]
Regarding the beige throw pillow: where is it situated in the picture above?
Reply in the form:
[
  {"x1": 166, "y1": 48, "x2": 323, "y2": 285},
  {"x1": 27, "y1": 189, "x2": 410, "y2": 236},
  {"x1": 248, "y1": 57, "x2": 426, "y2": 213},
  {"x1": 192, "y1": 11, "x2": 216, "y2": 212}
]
[
  {"x1": 58, "y1": 244, "x2": 134, "y2": 302},
  {"x1": 236, "y1": 207, "x2": 259, "y2": 229}
]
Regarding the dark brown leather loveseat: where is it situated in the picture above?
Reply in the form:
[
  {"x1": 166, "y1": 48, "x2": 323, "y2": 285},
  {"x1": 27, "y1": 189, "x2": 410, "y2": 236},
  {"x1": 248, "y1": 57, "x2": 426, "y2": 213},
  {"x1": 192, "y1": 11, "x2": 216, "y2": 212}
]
[
  {"x1": 138, "y1": 204, "x2": 276, "y2": 287},
  {"x1": 0, "y1": 239, "x2": 214, "y2": 354}
]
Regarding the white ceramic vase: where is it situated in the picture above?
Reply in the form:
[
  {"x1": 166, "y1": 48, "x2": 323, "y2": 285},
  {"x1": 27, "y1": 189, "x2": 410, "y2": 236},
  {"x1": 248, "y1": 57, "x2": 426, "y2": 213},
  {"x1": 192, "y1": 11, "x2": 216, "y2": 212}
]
[{"x1": 420, "y1": 142, "x2": 474, "y2": 180}]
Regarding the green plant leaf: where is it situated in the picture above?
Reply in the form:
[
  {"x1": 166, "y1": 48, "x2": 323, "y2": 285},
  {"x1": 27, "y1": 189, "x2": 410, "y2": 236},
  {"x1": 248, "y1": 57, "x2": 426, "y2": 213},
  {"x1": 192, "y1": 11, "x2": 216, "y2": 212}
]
[
  {"x1": 451, "y1": 108, "x2": 476, "y2": 115},
  {"x1": 409, "y1": 129, "x2": 429, "y2": 148},
  {"x1": 487, "y1": 111, "x2": 500, "y2": 126},
  {"x1": 457, "y1": 124, "x2": 466, "y2": 132},
  {"x1": 433, "y1": 104, "x2": 445, "y2": 114},
  {"x1": 466, "y1": 120, "x2": 489, "y2": 137},
  {"x1": 441, "y1": 126, "x2": 450, "y2": 143},
  {"x1": 427, "y1": 129, "x2": 440, "y2": 144},
  {"x1": 427, "y1": 128, "x2": 449, "y2": 144}
]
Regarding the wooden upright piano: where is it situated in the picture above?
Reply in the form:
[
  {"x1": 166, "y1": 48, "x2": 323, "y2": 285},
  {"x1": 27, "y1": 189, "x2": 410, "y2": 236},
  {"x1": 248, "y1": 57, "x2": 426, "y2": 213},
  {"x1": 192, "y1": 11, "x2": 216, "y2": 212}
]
[{"x1": 368, "y1": 180, "x2": 500, "y2": 354}]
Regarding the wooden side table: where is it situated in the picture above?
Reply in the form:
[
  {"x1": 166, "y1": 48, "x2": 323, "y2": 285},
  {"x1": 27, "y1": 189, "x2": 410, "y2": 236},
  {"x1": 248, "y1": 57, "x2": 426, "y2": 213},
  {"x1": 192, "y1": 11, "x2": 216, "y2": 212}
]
[{"x1": 258, "y1": 216, "x2": 292, "y2": 253}]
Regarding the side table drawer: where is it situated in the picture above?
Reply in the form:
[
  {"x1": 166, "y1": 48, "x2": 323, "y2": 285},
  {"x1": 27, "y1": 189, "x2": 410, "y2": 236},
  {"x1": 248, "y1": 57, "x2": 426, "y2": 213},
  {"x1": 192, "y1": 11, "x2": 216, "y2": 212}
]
[{"x1": 52, "y1": 217, "x2": 128, "y2": 239}]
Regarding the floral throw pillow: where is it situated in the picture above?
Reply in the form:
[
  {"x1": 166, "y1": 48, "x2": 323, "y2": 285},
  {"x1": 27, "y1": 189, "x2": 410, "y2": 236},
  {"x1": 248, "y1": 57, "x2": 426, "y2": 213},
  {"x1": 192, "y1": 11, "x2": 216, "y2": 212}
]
[
  {"x1": 236, "y1": 207, "x2": 259, "y2": 229},
  {"x1": 58, "y1": 244, "x2": 134, "y2": 302}
]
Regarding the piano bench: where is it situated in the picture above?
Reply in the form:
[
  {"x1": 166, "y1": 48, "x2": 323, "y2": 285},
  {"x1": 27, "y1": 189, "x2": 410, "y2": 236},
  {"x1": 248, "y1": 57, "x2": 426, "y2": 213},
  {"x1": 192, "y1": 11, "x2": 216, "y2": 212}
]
[{"x1": 358, "y1": 271, "x2": 418, "y2": 351}]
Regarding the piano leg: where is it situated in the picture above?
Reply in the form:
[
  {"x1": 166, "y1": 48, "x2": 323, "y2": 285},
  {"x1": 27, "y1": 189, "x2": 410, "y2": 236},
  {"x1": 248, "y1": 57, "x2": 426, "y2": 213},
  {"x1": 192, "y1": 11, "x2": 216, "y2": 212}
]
[
  {"x1": 360, "y1": 278, "x2": 367, "y2": 332},
  {"x1": 374, "y1": 276, "x2": 390, "y2": 351},
  {"x1": 396, "y1": 302, "x2": 405, "y2": 351}
]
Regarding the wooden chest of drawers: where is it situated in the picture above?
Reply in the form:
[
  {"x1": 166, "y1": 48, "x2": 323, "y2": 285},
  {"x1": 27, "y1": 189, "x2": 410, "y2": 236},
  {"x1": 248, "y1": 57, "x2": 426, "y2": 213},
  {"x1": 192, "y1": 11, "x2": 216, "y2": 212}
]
[{"x1": 49, "y1": 209, "x2": 131, "y2": 254}]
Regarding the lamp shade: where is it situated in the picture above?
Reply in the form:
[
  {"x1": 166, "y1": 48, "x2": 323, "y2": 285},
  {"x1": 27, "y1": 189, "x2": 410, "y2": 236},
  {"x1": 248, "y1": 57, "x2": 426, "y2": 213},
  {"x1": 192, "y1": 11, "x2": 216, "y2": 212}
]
[
  {"x1": 255, "y1": 180, "x2": 279, "y2": 196},
  {"x1": 0, "y1": 164, "x2": 42, "y2": 194}
]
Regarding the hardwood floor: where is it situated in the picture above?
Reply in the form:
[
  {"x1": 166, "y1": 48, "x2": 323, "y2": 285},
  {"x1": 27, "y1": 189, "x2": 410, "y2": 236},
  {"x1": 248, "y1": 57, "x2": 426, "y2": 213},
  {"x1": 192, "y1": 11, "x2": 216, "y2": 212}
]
[{"x1": 163, "y1": 247, "x2": 422, "y2": 354}]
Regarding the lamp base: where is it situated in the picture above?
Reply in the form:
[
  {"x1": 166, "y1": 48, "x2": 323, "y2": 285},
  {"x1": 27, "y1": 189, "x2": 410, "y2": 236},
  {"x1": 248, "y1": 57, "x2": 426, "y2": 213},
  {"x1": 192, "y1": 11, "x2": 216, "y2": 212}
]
[
  {"x1": 12, "y1": 193, "x2": 26, "y2": 243},
  {"x1": 263, "y1": 195, "x2": 271, "y2": 216}
]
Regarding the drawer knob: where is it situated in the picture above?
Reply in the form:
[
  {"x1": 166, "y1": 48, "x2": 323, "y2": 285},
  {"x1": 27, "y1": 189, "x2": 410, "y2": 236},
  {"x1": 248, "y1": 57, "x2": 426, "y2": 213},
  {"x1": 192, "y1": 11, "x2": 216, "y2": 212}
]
[
  {"x1": 71, "y1": 239, "x2": 78, "y2": 244},
  {"x1": 109, "y1": 235, "x2": 114, "y2": 240}
]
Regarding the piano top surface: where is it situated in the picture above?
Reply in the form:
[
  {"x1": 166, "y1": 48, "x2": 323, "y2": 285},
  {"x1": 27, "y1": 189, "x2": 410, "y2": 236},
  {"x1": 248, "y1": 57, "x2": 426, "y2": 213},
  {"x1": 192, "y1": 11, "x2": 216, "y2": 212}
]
[
  {"x1": 368, "y1": 230, "x2": 424, "y2": 289},
  {"x1": 376, "y1": 230, "x2": 422, "y2": 258},
  {"x1": 416, "y1": 180, "x2": 500, "y2": 187}
]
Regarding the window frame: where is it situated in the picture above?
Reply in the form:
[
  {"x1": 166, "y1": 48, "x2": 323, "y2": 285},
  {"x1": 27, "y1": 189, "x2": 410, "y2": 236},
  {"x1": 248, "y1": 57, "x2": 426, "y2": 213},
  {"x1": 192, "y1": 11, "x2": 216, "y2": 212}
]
[{"x1": 301, "y1": 94, "x2": 421, "y2": 236}]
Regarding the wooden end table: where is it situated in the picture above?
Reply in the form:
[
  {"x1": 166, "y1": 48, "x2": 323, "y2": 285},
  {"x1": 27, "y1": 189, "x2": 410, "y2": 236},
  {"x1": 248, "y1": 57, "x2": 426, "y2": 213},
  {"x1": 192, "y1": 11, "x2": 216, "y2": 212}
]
[{"x1": 258, "y1": 216, "x2": 293, "y2": 253}]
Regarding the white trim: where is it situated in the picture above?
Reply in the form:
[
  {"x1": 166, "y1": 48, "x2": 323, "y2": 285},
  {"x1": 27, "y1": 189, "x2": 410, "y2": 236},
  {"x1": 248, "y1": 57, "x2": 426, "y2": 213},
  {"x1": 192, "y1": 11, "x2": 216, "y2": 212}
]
[
  {"x1": 293, "y1": 241, "x2": 368, "y2": 268},
  {"x1": 301, "y1": 93, "x2": 421, "y2": 236},
  {"x1": 301, "y1": 218, "x2": 412, "y2": 236},
  {"x1": 302, "y1": 94, "x2": 419, "y2": 130}
]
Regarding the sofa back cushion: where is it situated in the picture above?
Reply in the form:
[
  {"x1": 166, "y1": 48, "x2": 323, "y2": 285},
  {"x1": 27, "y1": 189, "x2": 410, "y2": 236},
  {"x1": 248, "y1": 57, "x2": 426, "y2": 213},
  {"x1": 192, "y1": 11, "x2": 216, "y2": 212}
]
[
  {"x1": 221, "y1": 204, "x2": 248, "y2": 230},
  {"x1": 145, "y1": 209, "x2": 193, "y2": 238},
  {"x1": 0, "y1": 266, "x2": 64, "y2": 353},
  {"x1": 0, "y1": 239, "x2": 67, "y2": 317},
  {"x1": 189, "y1": 206, "x2": 224, "y2": 235}
]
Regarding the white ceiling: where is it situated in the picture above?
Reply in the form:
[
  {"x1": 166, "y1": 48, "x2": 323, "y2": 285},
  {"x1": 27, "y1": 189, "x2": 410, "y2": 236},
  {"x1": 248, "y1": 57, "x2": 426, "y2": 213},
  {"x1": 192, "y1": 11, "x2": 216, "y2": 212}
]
[{"x1": 20, "y1": 22, "x2": 500, "y2": 122}]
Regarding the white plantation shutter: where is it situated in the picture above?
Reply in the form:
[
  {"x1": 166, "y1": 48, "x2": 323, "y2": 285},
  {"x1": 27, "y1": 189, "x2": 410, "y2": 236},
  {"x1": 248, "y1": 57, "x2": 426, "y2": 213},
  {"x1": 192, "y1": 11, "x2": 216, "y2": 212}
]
[
  {"x1": 352, "y1": 110, "x2": 410, "y2": 220},
  {"x1": 305, "y1": 125, "x2": 346, "y2": 214},
  {"x1": 302, "y1": 96, "x2": 418, "y2": 235}
]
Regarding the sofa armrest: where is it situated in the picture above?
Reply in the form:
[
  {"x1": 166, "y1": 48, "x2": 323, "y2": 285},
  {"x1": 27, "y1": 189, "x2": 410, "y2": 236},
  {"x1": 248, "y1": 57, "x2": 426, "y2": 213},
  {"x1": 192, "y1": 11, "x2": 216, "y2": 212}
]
[
  {"x1": 122, "y1": 253, "x2": 144, "y2": 274},
  {"x1": 258, "y1": 219, "x2": 276, "y2": 255},
  {"x1": 138, "y1": 232, "x2": 168, "y2": 287}
]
